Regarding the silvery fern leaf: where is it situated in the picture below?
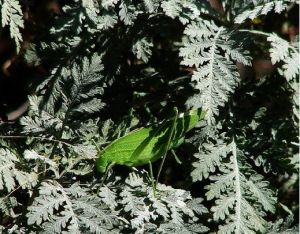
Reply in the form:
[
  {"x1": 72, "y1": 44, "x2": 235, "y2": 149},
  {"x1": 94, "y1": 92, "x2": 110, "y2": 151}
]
[
  {"x1": 267, "y1": 34, "x2": 300, "y2": 81},
  {"x1": 234, "y1": 0, "x2": 288, "y2": 24},
  {"x1": 98, "y1": 10, "x2": 118, "y2": 30},
  {"x1": 191, "y1": 139, "x2": 230, "y2": 181},
  {"x1": 161, "y1": 0, "x2": 211, "y2": 25},
  {"x1": 119, "y1": 0, "x2": 139, "y2": 25},
  {"x1": 67, "y1": 54, "x2": 106, "y2": 116},
  {"x1": 98, "y1": 186, "x2": 118, "y2": 210},
  {"x1": 62, "y1": 0, "x2": 118, "y2": 33},
  {"x1": 52, "y1": 0, "x2": 115, "y2": 35},
  {"x1": 282, "y1": 51, "x2": 300, "y2": 81},
  {"x1": 267, "y1": 33, "x2": 299, "y2": 121},
  {"x1": 118, "y1": 171, "x2": 208, "y2": 233},
  {"x1": 42, "y1": 214, "x2": 80, "y2": 234},
  {"x1": 180, "y1": 19, "x2": 251, "y2": 125},
  {"x1": 157, "y1": 222, "x2": 209, "y2": 234},
  {"x1": 267, "y1": 214, "x2": 299, "y2": 234},
  {"x1": 0, "y1": 196, "x2": 18, "y2": 217},
  {"x1": 27, "y1": 181, "x2": 69, "y2": 226},
  {"x1": 24, "y1": 150, "x2": 59, "y2": 177},
  {"x1": 186, "y1": 198, "x2": 209, "y2": 216},
  {"x1": 82, "y1": 0, "x2": 100, "y2": 24},
  {"x1": 149, "y1": 196, "x2": 169, "y2": 219},
  {"x1": 0, "y1": 224, "x2": 28, "y2": 234},
  {"x1": 192, "y1": 139, "x2": 276, "y2": 233},
  {"x1": 101, "y1": 0, "x2": 119, "y2": 10},
  {"x1": 291, "y1": 80, "x2": 299, "y2": 121},
  {"x1": 24, "y1": 150, "x2": 57, "y2": 168},
  {"x1": 54, "y1": 0, "x2": 118, "y2": 34},
  {"x1": 161, "y1": 0, "x2": 183, "y2": 19},
  {"x1": 143, "y1": 0, "x2": 161, "y2": 13},
  {"x1": 268, "y1": 33, "x2": 290, "y2": 64},
  {"x1": 0, "y1": 148, "x2": 37, "y2": 220},
  {"x1": 20, "y1": 95, "x2": 63, "y2": 134},
  {"x1": 0, "y1": 0, "x2": 24, "y2": 51},
  {"x1": 27, "y1": 180, "x2": 120, "y2": 233},
  {"x1": 132, "y1": 37, "x2": 153, "y2": 63},
  {"x1": 0, "y1": 148, "x2": 37, "y2": 192},
  {"x1": 120, "y1": 188, "x2": 145, "y2": 215},
  {"x1": 22, "y1": 54, "x2": 106, "y2": 138}
]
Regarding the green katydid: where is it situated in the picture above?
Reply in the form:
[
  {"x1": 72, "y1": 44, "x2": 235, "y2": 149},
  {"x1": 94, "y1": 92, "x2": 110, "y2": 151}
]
[{"x1": 95, "y1": 108, "x2": 206, "y2": 174}]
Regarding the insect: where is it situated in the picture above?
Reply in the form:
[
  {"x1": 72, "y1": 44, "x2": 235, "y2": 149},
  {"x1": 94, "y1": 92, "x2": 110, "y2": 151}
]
[{"x1": 95, "y1": 108, "x2": 206, "y2": 174}]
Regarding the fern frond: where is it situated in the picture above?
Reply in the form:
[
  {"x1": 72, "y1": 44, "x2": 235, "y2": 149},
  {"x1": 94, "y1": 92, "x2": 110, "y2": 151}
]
[
  {"x1": 267, "y1": 33, "x2": 299, "y2": 81},
  {"x1": 180, "y1": 19, "x2": 251, "y2": 125},
  {"x1": 282, "y1": 51, "x2": 300, "y2": 81},
  {"x1": 161, "y1": 0, "x2": 212, "y2": 25},
  {"x1": 98, "y1": 186, "x2": 118, "y2": 210},
  {"x1": 143, "y1": 0, "x2": 160, "y2": 13},
  {"x1": 21, "y1": 54, "x2": 106, "y2": 138},
  {"x1": 0, "y1": 0, "x2": 24, "y2": 51},
  {"x1": 27, "y1": 180, "x2": 120, "y2": 233},
  {"x1": 191, "y1": 139, "x2": 229, "y2": 181},
  {"x1": 267, "y1": 214, "x2": 299, "y2": 234},
  {"x1": 234, "y1": 0, "x2": 288, "y2": 24},
  {"x1": 0, "y1": 147, "x2": 38, "y2": 222},
  {"x1": 192, "y1": 138, "x2": 276, "y2": 233},
  {"x1": 266, "y1": 33, "x2": 299, "y2": 123},
  {"x1": 118, "y1": 171, "x2": 209, "y2": 232},
  {"x1": 119, "y1": 0, "x2": 138, "y2": 25},
  {"x1": 132, "y1": 37, "x2": 153, "y2": 63},
  {"x1": 101, "y1": 0, "x2": 119, "y2": 10},
  {"x1": 0, "y1": 148, "x2": 36, "y2": 192}
]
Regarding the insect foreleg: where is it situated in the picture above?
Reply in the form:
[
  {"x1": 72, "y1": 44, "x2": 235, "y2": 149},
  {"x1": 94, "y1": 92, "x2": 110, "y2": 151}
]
[
  {"x1": 171, "y1": 149, "x2": 182, "y2": 164},
  {"x1": 148, "y1": 162, "x2": 156, "y2": 197},
  {"x1": 98, "y1": 162, "x2": 116, "y2": 191},
  {"x1": 156, "y1": 107, "x2": 179, "y2": 186}
]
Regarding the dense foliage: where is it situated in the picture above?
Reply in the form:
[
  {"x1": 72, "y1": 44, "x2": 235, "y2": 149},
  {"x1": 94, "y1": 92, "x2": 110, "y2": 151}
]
[{"x1": 0, "y1": 0, "x2": 299, "y2": 233}]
